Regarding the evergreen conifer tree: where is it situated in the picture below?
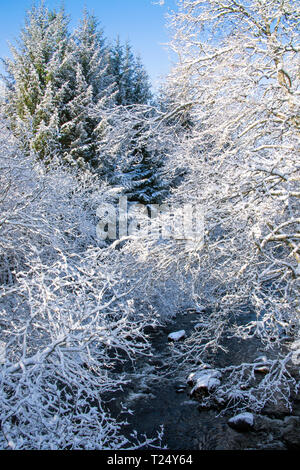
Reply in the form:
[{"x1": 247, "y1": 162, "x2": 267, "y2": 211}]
[
  {"x1": 2, "y1": 5, "x2": 114, "y2": 167},
  {"x1": 132, "y1": 55, "x2": 152, "y2": 105},
  {"x1": 61, "y1": 10, "x2": 114, "y2": 167},
  {"x1": 122, "y1": 143, "x2": 169, "y2": 204},
  {"x1": 108, "y1": 38, "x2": 152, "y2": 106},
  {"x1": 2, "y1": 3, "x2": 75, "y2": 162},
  {"x1": 2, "y1": 3, "x2": 154, "y2": 172}
]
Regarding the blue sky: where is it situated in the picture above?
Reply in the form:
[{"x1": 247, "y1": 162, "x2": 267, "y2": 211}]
[{"x1": 0, "y1": 0, "x2": 178, "y2": 90}]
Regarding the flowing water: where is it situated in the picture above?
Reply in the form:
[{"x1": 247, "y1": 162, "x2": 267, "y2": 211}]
[{"x1": 108, "y1": 309, "x2": 275, "y2": 450}]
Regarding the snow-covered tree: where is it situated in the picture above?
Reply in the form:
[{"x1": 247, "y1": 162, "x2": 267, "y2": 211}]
[
  {"x1": 132, "y1": 54, "x2": 153, "y2": 105},
  {"x1": 165, "y1": 0, "x2": 299, "y2": 339},
  {"x1": 170, "y1": 0, "x2": 299, "y2": 410},
  {"x1": 2, "y1": 4, "x2": 152, "y2": 169},
  {"x1": 73, "y1": 9, "x2": 108, "y2": 99},
  {"x1": 60, "y1": 10, "x2": 115, "y2": 168},
  {"x1": 96, "y1": 102, "x2": 177, "y2": 204},
  {"x1": 2, "y1": 3, "x2": 72, "y2": 162}
]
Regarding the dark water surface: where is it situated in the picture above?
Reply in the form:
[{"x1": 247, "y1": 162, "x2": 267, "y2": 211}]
[{"x1": 108, "y1": 309, "x2": 273, "y2": 450}]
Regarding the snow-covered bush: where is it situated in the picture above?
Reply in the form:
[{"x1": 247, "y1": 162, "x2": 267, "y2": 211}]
[{"x1": 0, "y1": 118, "x2": 160, "y2": 449}]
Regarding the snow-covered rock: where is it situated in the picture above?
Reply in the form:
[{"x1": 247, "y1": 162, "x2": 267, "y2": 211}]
[
  {"x1": 168, "y1": 330, "x2": 186, "y2": 342},
  {"x1": 188, "y1": 369, "x2": 222, "y2": 397},
  {"x1": 187, "y1": 368, "x2": 221, "y2": 385},
  {"x1": 228, "y1": 412, "x2": 254, "y2": 432}
]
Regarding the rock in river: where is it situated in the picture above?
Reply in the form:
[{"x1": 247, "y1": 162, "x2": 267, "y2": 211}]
[
  {"x1": 228, "y1": 412, "x2": 254, "y2": 432},
  {"x1": 188, "y1": 369, "x2": 222, "y2": 397}
]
